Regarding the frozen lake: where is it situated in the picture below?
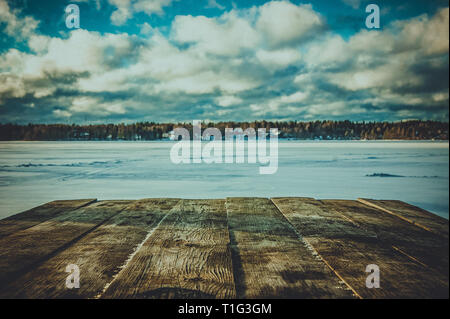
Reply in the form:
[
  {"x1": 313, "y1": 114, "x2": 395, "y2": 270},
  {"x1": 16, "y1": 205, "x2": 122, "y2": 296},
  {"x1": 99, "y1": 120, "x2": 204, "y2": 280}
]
[{"x1": 0, "y1": 140, "x2": 448, "y2": 219}]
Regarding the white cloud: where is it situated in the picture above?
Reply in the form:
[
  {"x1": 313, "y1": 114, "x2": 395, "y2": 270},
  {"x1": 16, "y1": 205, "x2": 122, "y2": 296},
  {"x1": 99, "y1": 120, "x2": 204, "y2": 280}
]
[
  {"x1": 206, "y1": 0, "x2": 225, "y2": 10},
  {"x1": 279, "y1": 92, "x2": 308, "y2": 104},
  {"x1": 27, "y1": 35, "x2": 51, "y2": 53},
  {"x1": 154, "y1": 70, "x2": 259, "y2": 94},
  {"x1": 0, "y1": 1, "x2": 448, "y2": 123},
  {"x1": 215, "y1": 95, "x2": 242, "y2": 107},
  {"x1": 53, "y1": 109, "x2": 72, "y2": 118},
  {"x1": 305, "y1": 7, "x2": 449, "y2": 96},
  {"x1": 111, "y1": 8, "x2": 132, "y2": 26},
  {"x1": 0, "y1": 29, "x2": 142, "y2": 105},
  {"x1": 172, "y1": 1, "x2": 324, "y2": 55},
  {"x1": 73, "y1": 0, "x2": 102, "y2": 10},
  {"x1": 139, "y1": 22, "x2": 154, "y2": 35},
  {"x1": 70, "y1": 96, "x2": 126, "y2": 115},
  {"x1": 256, "y1": 48, "x2": 301, "y2": 70},
  {"x1": 134, "y1": 34, "x2": 213, "y2": 80},
  {"x1": 328, "y1": 65, "x2": 406, "y2": 91},
  {"x1": 0, "y1": 74, "x2": 26, "y2": 99},
  {"x1": 27, "y1": 30, "x2": 135, "y2": 74},
  {"x1": 171, "y1": 13, "x2": 260, "y2": 56},
  {"x1": 341, "y1": 0, "x2": 360, "y2": 9},
  {"x1": 133, "y1": 0, "x2": 175, "y2": 15},
  {"x1": 432, "y1": 92, "x2": 449, "y2": 102},
  {"x1": 0, "y1": 0, "x2": 39, "y2": 40},
  {"x1": 0, "y1": 49, "x2": 27, "y2": 73},
  {"x1": 108, "y1": 0, "x2": 177, "y2": 25},
  {"x1": 256, "y1": 1, "x2": 325, "y2": 48},
  {"x1": 308, "y1": 101, "x2": 365, "y2": 117},
  {"x1": 396, "y1": 7, "x2": 449, "y2": 56},
  {"x1": 303, "y1": 35, "x2": 349, "y2": 69},
  {"x1": 248, "y1": 90, "x2": 309, "y2": 117}
]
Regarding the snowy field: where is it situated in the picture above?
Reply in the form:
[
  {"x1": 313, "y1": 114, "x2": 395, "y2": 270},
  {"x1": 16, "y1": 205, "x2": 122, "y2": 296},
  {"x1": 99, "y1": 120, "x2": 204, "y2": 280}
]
[{"x1": 0, "y1": 140, "x2": 448, "y2": 219}]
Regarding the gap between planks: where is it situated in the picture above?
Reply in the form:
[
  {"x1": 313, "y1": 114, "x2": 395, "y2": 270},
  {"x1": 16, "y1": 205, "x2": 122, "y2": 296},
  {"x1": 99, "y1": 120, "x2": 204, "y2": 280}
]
[
  {"x1": 1, "y1": 197, "x2": 447, "y2": 299},
  {"x1": 100, "y1": 199, "x2": 235, "y2": 299},
  {"x1": 0, "y1": 200, "x2": 131, "y2": 293},
  {"x1": 0, "y1": 199, "x2": 97, "y2": 240},
  {"x1": 226, "y1": 197, "x2": 354, "y2": 299},
  {"x1": 271, "y1": 197, "x2": 448, "y2": 298},
  {"x1": 95, "y1": 199, "x2": 181, "y2": 299},
  {"x1": 0, "y1": 199, "x2": 180, "y2": 299},
  {"x1": 270, "y1": 198, "x2": 362, "y2": 299},
  {"x1": 357, "y1": 198, "x2": 449, "y2": 239}
]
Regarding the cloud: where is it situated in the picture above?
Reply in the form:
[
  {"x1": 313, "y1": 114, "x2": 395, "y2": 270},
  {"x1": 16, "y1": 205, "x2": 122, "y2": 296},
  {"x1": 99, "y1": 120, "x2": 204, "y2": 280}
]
[
  {"x1": 0, "y1": 0, "x2": 39, "y2": 41},
  {"x1": 206, "y1": 0, "x2": 225, "y2": 10},
  {"x1": 53, "y1": 109, "x2": 72, "y2": 118},
  {"x1": 341, "y1": 0, "x2": 360, "y2": 9},
  {"x1": 215, "y1": 95, "x2": 243, "y2": 107},
  {"x1": 0, "y1": 28, "x2": 142, "y2": 106},
  {"x1": 172, "y1": 1, "x2": 325, "y2": 55},
  {"x1": 256, "y1": 48, "x2": 302, "y2": 70},
  {"x1": 108, "y1": 0, "x2": 177, "y2": 25},
  {"x1": 396, "y1": 7, "x2": 449, "y2": 56},
  {"x1": 153, "y1": 69, "x2": 260, "y2": 94},
  {"x1": 171, "y1": 13, "x2": 260, "y2": 56},
  {"x1": 0, "y1": 1, "x2": 448, "y2": 123},
  {"x1": 73, "y1": 0, "x2": 102, "y2": 10},
  {"x1": 331, "y1": 8, "x2": 448, "y2": 95},
  {"x1": 139, "y1": 22, "x2": 154, "y2": 35},
  {"x1": 69, "y1": 96, "x2": 126, "y2": 115},
  {"x1": 256, "y1": 1, "x2": 325, "y2": 48}
]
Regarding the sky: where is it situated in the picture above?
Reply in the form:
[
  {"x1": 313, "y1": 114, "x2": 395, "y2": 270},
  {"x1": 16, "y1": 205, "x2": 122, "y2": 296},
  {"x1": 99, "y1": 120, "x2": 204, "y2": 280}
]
[{"x1": 0, "y1": 0, "x2": 448, "y2": 124}]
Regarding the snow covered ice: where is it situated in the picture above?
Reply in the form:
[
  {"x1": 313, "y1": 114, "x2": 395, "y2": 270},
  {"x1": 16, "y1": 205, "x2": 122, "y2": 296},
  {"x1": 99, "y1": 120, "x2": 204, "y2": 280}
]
[{"x1": 0, "y1": 140, "x2": 448, "y2": 219}]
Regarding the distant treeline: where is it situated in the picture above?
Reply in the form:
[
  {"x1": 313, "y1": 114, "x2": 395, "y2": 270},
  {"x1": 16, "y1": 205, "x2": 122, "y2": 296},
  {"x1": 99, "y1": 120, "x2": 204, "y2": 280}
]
[{"x1": 0, "y1": 120, "x2": 448, "y2": 140}]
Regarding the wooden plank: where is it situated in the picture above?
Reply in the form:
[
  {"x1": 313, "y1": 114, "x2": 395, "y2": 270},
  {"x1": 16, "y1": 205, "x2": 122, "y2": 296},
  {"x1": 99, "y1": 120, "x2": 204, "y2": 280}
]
[
  {"x1": 272, "y1": 197, "x2": 449, "y2": 299},
  {"x1": 0, "y1": 200, "x2": 132, "y2": 289},
  {"x1": 322, "y1": 200, "x2": 449, "y2": 281},
  {"x1": 0, "y1": 199, "x2": 180, "y2": 299},
  {"x1": 358, "y1": 198, "x2": 449, "y2": 239},
  {"x1": 101, "y1": 199, "x2": 235, "y2": 299},
  {"x1": 0, "y1": 199, "x2": 97, "y2": 239},
  {"x1": 226, "y1": 197, "x2": 353, "y2": 299}
]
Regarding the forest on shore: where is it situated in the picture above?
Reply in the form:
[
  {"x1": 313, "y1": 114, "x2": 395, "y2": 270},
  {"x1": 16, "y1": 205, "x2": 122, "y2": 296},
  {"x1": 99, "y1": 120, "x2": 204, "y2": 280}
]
[{"x1": 0, "y1": 120, "x2": 448, "y2": 141}]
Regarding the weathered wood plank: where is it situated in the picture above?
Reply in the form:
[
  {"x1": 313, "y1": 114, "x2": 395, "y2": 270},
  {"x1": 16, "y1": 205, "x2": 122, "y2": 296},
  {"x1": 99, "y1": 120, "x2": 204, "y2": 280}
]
[
  {"x1": 226, "y1": 197, "x2": 353, "y2": 299},
  {"x1": 0, "y1": 200, "x2": 132, "y2": 289},
  {"x1": 0, "y1": 199, "x2": 97, "y2": 239},
  {"x1": 322, "y1": 200, "x2": 449, "y2": 281},
  {"x1": 358, "y1": 198, "x2": 449, "y2": 239},
  {"x1": 0, "y1": 199, "x2": 180, "y2": 299},
  {"x1": 101, "y1": 199, "x2": 235, "y2": 299},
  {"x1": 272, "y1": 197, "x2": 449, "y2": 299}
]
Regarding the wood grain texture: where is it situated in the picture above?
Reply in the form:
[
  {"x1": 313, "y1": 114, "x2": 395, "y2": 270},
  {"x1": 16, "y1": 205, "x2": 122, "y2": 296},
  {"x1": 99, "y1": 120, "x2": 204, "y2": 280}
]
[
  {"x1": 226, "y1": 197, "x2": 354, "y2": 299},
  {"x1": 0, "y1": 197, "x2": 447, "y2": 299},
  {"x1": 322, "y1": 200, "x2": 449, "y2": 285},
  {"x1": 101, "y1": 199, "x2": 235, "y2": 299},
  {"x1": 0, "y1": 199, "x2": 180, "y2": 299},
  {"x1": 358, "y1": 198, "x2": 449, "y2": 239},
  {"x1": 272, "y1": 197, "x2": 449, "y2": 299},
  {"x1": 0, "y1": 200, "x2": 132, "y2": 289},
  {"x1": 0, "y1": 199, "x2": 97, "y2": 239}
]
